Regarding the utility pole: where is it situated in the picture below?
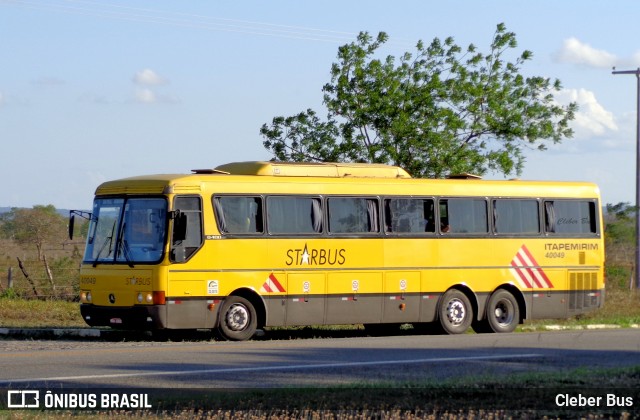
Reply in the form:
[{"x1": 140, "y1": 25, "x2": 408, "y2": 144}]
[{"x1": 612, "y1": 68, "x2": 640, "y2": 290}]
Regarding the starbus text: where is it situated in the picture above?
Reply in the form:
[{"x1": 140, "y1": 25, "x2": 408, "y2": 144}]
[{"x1": 285, "y1": 248, "x2": 346, "y2": 266}]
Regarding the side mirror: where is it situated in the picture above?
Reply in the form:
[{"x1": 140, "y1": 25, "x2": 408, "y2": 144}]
[
  {"x1": 69, "y1": 215, "x2": 75, "y2": 240},
  {"x1": 68, "y1": 210, "x2": 93, "y2": 241}
]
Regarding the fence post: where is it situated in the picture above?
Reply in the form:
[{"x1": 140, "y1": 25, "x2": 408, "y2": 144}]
[
  {"x1": 43, "y1": 254, "x2": 55, "y2": 289},
  {"x1": 7, "y1": 266, "x2": 12, "y2": 289}
]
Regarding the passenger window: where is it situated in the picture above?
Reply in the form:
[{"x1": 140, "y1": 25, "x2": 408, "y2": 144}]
[
  {"x1": 328, "y1": 197, "x2": 379, "y2": 234},
  {"x1": 439, "y1": 198, "x2": 488, "y2": 234},
  {"x1": 493, "y1": 199, "x2": 540, "y2": 235},
  {"x1": 267, "y1": 196, "x2": 322, "y2": 234},
  {"x1": 213, "y1": 196, "x2": 263, "y2": 234},
  {"x1": 544, "y1": 200, "x2": 598, "y2": 235},
  {"x1": 384, "y1": 198, "x2": 435, "y2": 234}
]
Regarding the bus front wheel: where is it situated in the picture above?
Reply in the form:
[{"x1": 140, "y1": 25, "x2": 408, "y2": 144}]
[
  {"x1": 438, "y1": 289, "x2": 473, "y2": 334},
  {"x1": 217, "y1": 296, "x2": 257, "y2": 341}
]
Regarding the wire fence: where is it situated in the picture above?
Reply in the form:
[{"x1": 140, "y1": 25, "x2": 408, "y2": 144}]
[{"x1": 0, "y1": 260, "x2": 80, "y2": 301}]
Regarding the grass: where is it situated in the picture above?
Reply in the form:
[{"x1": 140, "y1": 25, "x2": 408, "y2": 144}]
[{"x1": 0, "y1": 296, "x2": 85, "y2": 328}]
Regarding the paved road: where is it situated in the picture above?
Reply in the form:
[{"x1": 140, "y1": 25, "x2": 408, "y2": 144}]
[{"x1": 0, "y1": 329, "x2": 639, "y2": 388}]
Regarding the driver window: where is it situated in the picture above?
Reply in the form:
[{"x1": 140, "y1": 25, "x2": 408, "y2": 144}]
[{"x1": 170, "y1": 196, "x2": 203, "y2": 262}]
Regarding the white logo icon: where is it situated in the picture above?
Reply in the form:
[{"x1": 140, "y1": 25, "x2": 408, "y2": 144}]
[{"x1": 8, "y1": 390, "x2": 40, "y2": 408}]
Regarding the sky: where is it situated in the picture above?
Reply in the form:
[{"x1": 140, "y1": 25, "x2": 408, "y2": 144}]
[{"x1": 1, "y1": 0, "x2": 639, "y2": 210}]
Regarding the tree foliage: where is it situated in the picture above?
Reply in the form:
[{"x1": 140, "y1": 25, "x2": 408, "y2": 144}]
[
  {"x1": 604, "y1": 201, "x2": 636, "y2": 263},
  {"x1": 0, "y1": 205, "x2": 67, "y2": 260},
  {"x1": 605, "y1": 202, "x2": 636, "y2": 246},
  {"x1": 604, "y1": 202, "x2": 636, "y2": 289},
  {"x1": 261, "y1": 23, "x2": 576, "y2": 178}
]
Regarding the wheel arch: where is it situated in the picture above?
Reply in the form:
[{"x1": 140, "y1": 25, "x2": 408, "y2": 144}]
[
  {"x1": 227, "y1": 287, "x2": 267, "y2": 329},
  {"x1": 439, "y1": 284, "x2": 479, "y2": 323},
  {"x1": 490, "y1": 283, "x2": 527, "y2": 324}
]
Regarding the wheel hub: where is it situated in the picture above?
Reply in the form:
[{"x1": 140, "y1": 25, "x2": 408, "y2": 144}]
[
  {"x1": 446, "y1": 299, "x2": 466, "y2": 325},
  {"x1": 494, "y1": 301, "x2": 513, "y2": 326},
  {"x1": 226, "y1": 303, "x2": 249, "y2": 331}
]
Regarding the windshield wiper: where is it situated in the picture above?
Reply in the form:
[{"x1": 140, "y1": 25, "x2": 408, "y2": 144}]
[
  {"x1": 116, "y1": 223, "x2": 134, "y2": 268},
  {"x1": 92, "y1": 220, "x2": 116, "y2": 267}
]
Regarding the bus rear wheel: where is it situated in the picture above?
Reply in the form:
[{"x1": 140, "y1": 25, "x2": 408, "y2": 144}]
[
  {"x1": 438, "y1": 289, "x2": 473, "y2": 334},
  {"x1": 485, "y1": 290, "x2": 519, "y2": 333},
  {"x1": 217, "y1": 296, "x2": 257, "y2": 341}
]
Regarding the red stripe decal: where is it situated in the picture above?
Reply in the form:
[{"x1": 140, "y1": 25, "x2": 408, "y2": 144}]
[
  {"x1": 513, "y1": 254, "x2": 542, "y2": 288},
  {"x1": 268, "y1": 273, "x2": 286, "y2": 293},
  {"x1": 511, "y1": 245, "x2": 554, "y2": 289},
  {"x1": 520, "y1": 245, "x2": 553, "y2": 287},
  {"x1": 510, "y1": 261, "x2": 533, "y2": 288}
]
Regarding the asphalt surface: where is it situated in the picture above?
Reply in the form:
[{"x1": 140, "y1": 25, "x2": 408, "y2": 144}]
[
  {"x1": 1, "y1": 327, "x2": 639, "y2": 416},
  {"x1": 1, "y1": 327, "x2": 639, "y2": 389}
]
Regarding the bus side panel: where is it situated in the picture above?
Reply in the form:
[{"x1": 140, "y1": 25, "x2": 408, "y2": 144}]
[
  {"x1": 285, "y1": 272, "x2": 326, "y2": 326},
  {"x1": 265, "y1": 296, "x2": 286, "y2": 327},
  {"x1": 382, "y1": 271, "x2": 420, "y2": 323},
  {"x1": 165, "y1": 299, "x2": 210, "y2": 329},
  {"x1": 567, "y1": 270, "x2": 603, "y2": 317},
  {"x1": 326, "y1": 272, "x2": 383, "y2": 324},
  {"x1": 257, "y1": 271, "x2": 287, "y2": 327},
  {"x1": 418, "y1": 294, "x2": 439, "y2": 323},
  {"x1": 165, "y1": 274, "x2": 212, "y2": 329},
  {"x1": 418, "y1": 269, "x2": 445, "y2": 323},
  {"x1": 529, "y1": 269, "x2": 567, "y2": 320}
]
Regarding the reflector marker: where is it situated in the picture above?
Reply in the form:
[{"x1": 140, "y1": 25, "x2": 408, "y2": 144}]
[{"x1": 259, "y1": 273, "x2": 286, "y2": 293}]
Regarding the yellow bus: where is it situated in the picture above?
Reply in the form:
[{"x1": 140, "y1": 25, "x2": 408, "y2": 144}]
[{"x1": 70, "y1": 161, "x2": 605, "y2": 340}]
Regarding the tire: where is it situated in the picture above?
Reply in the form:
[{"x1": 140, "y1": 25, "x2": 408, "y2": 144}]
[
  {"x1": 438, "y1": 289, "x2": 473, "y2": 334},
  {"x1": 485, "y1": 289, "x2": 520, "y2": 333},
  {"x1": 217, "y1": 296, "x2": 257, "y2": 341}
]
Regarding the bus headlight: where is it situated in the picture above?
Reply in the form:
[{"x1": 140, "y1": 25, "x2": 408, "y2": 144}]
[
  {"x1": 80, "y1": 291, "x2": 92, "y2": 303},
  {"x1": 136, "y1": 292, "x2": 154, "y2": 304}
]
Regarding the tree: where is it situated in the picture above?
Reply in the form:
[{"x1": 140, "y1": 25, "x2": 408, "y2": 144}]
[
  {"x1": 261, "y1": 23, "x2": 576, "y2": 178},
  {"x1": 0, "y1": 205, "x2": 67, "y2": 260}
]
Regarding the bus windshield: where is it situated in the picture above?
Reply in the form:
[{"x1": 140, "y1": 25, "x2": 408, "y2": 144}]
[{"x1": 84, "y1": 197, "x2": 168, "y2": 265}]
